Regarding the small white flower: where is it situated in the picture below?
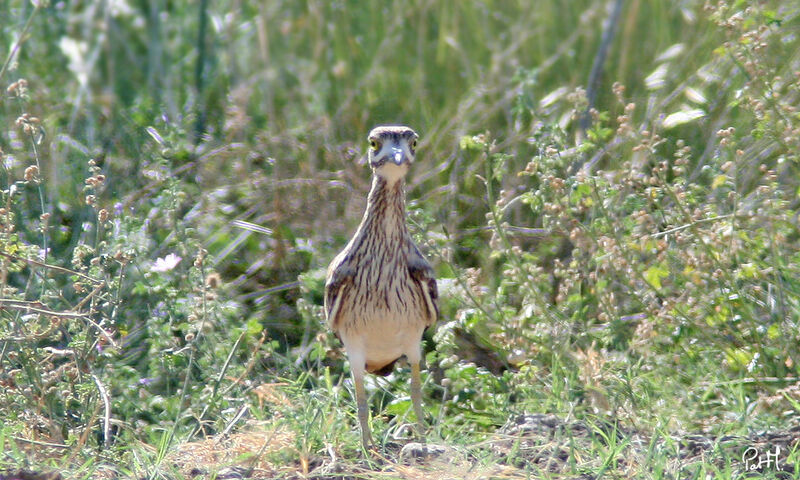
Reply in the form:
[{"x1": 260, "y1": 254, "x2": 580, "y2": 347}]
[{"x1": 152, "y1": 253, "x2": 181, "y2": 272}]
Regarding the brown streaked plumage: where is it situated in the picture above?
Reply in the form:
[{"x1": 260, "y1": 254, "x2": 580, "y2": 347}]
[{"x1": 324, "y1": 125, "x2": 438, "y2": 449}]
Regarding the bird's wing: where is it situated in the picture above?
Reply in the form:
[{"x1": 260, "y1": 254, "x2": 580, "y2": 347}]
[
  {"x1": 408, "y1": 242, "x2": 439, "y2": 326},
  {"x1": 324, "y1": 255, "x2": 354, "y2": 331}
]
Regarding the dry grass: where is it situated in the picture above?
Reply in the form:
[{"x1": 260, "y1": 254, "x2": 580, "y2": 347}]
[{"x1": 167, "y1": 424, "x2": 295, "y2": 479}]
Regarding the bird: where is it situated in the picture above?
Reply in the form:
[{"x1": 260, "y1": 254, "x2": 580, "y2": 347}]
[{"x1": 324, "y1": 125, "x2": 438, "y2": 450}]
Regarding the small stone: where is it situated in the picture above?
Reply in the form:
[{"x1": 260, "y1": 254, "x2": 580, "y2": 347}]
[{"x1": 399, "y1": 442, "x2": 449, "y2": 463}]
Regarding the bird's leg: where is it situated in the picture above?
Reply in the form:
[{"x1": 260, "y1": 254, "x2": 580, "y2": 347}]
[
  {"x1": 351, "y1": 359, "x2": 373, "y2": 449},
  {"x1": 410, "y1": 357, "x2": 426, "y2": 437}
]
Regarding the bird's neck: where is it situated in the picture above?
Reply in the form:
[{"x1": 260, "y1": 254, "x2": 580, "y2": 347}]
[{"x1": 360, "y1": 175, "x2": 407, "y2": 239}]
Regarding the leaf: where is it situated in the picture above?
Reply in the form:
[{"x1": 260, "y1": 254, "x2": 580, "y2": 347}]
[
  {"x1": 655, "y1": 43, "x2": 685, "y2": 62},
  {"x1": 767, "y1": 324, "x2": 780, "y2": 340},
  {"x1": 570, "y1": 182, "x2": 593, "y2": 204},
  {"x1": 662, "y1": 109, "x2": 705, "y2": 129},
  {"x1": 492, "y1": 153, "x2": 512, "y2": 181},
  {"x1": 587, "y1": 126, "x2": 613, "y2": 142},
  {"x1": 724, "y1": 348, "x2": 751, "y2": 371},
  {"x1": 645, "y1": 64, "x2": 669, "y2": 90},
  {"x1": 385, "y1": 399, "x2": 411, "y2": 416},
  {"x1": 246, "y1": 317, "x2": 263, "y2": 336},
  {"x1": 644, "y1": 264, "x2": 669, "y2": 290},
  {"x1": 539, "y1": 86, "x2": 568, "y2": 108},
  {"x1": 459, "y1": 135, "x2": 486, "y2": 152},
  {"x1": 736, "y1": 262, "x2": 758, "y2": 279},
  {"x1": 684, "y1": 87, "x2": 707, "y2": 105}
]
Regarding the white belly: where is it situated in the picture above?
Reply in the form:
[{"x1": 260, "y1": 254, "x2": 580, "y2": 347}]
[
  {"x1": 343, "y1": 321, "x2": 425, "y2": 366},
  {"x1": 338, "y1": 299, "x2": 427, "y2": 370}
]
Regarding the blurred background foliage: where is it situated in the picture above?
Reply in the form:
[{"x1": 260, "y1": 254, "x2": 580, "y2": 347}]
[{"x1": 1, "y1": 0, "x2": 799, "y2": 476}]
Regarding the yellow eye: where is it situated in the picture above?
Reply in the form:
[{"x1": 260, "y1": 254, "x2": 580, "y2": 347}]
[
  {"x1": 410, "y1": 139, "x2": 418, "y2": 149},
  {"x1": 369, "y1": 139, "x2": 381, "y2": 150}
]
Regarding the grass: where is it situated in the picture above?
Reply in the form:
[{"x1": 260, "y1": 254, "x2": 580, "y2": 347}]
[{"x1": 1, "y1": 0, "x2": 800, "y2": 478}]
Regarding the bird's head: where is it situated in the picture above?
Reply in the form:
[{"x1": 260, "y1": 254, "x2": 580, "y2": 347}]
[{"x1": 367, "y1": 125, "x2": 418, "y2": 184}]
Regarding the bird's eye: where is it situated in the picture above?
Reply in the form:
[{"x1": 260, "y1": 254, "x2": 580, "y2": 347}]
[
  {"x1": 369, "y1": 139, "x2": 381, "y2": 150},
  {"x1": 410, "y1": 139, "x2": 418, "y2": 149}
]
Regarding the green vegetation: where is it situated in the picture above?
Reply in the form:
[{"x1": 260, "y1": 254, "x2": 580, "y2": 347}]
[{"x1": 1, "y1": 0, "x2": 799, "y2": 478}]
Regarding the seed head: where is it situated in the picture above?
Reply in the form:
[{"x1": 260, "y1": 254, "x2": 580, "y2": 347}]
[
  {"x1": 7, "y1": 79, "x2": 28, "y2": 96},
  {"x1": 24, "y1": 165, "x2": 39, "y2": 182},
  {"x1": 205, "y1": 272, "x2": 221, "y2": 289}
]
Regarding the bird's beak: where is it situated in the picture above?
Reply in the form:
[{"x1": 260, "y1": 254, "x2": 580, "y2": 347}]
[{"x1": 391, "y1": 147, "x2": 407, "y2": 165}]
